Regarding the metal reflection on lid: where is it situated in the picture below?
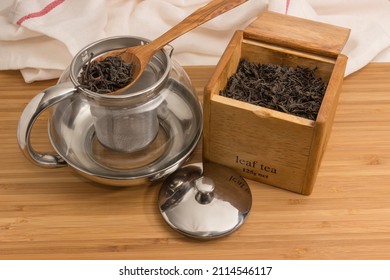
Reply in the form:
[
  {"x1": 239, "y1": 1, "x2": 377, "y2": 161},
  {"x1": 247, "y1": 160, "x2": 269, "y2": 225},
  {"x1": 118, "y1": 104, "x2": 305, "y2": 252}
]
[{"x1": 158, "y1": 162, "x2": 252, "y2": 239}]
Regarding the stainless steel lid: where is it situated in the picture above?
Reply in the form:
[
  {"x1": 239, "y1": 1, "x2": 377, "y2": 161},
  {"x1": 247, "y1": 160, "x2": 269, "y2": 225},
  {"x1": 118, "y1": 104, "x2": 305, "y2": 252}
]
[{"x1": 158, "y1": 162, "x2": 252, "y2": 239}]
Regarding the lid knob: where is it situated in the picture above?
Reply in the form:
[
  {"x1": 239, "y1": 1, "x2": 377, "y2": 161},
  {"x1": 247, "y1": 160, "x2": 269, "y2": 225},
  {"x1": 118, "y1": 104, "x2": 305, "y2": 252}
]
[{"x1": 194, "y1": 177, "x2": 215, "y2": 204}]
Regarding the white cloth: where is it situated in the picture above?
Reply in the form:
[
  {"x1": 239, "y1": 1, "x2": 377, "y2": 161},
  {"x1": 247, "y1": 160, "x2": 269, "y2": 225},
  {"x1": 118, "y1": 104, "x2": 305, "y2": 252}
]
[{"x1": 0, "y1": 0, "x2": 389, "y2": 82}]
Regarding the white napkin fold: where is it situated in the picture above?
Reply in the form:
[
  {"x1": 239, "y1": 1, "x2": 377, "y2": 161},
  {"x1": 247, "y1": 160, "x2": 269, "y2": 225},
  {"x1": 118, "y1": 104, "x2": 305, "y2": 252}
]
[{"x1": 0, "y1": 0, "x2": 389, "y2": 82}]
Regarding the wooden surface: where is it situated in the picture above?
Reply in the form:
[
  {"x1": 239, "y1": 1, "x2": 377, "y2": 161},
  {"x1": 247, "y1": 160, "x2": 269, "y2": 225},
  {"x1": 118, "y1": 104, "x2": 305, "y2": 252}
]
[{"x1": 0, "y1": 64, "x2": 390, "y2": 260}]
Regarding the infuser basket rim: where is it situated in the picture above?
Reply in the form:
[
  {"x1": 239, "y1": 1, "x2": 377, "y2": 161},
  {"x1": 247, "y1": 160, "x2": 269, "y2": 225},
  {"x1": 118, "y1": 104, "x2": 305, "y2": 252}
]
[{"x1": 69, "y1": 35, "x2": 172, "y2": 100}]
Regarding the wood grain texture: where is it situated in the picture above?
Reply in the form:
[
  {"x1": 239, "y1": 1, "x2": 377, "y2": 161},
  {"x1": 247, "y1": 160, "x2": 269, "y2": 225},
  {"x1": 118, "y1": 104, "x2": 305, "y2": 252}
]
[{"x1": 1, "y1": 64, "x2": 390, "y2": 260}]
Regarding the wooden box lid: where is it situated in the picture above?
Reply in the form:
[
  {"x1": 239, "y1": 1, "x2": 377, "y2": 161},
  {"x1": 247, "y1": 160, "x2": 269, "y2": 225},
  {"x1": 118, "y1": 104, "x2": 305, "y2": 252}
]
[{"x1": 244, "y1": 12, "x2": 350, "y2": 58}]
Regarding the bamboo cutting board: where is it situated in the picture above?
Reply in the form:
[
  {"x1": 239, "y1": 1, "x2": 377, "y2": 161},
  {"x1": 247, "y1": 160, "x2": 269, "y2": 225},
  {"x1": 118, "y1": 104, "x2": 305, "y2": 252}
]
[{"x1": 0, "y1": 64, "x2": 390, "y2": 260}]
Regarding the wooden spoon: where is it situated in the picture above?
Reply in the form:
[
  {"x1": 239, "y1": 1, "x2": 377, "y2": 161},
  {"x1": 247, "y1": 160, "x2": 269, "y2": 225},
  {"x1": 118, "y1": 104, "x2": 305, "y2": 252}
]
[{"x1": 101, "y1": 0, "x2": 248, "y2": 95}]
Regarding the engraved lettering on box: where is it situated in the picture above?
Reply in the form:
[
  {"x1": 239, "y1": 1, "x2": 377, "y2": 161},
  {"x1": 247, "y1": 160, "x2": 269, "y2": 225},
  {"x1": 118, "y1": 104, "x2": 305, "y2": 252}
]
[{"x1": 235, "y1": 155, "x2": 277, "y2": 180}]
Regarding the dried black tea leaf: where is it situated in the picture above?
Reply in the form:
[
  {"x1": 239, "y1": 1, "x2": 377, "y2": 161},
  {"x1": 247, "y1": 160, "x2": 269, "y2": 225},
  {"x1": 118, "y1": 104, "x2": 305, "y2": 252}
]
[
  {"x1": 78, "y1": 54, "x2": 134, "y2": 94},
  {"x1": 220, "y1": 59, "x2": 328, "y2": 120}
]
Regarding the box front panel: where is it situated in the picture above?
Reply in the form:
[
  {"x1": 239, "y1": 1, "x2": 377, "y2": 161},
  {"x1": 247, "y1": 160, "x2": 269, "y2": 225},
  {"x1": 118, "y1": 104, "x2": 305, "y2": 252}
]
[{"x1": 206, "y1": 96, "x2": 314, "y2": 193}]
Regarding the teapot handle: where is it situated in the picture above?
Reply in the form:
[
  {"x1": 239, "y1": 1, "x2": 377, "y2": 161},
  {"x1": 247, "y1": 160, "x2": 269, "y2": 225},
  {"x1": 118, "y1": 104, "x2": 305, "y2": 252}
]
[{"x1": 17, "y1": 82, "x2": 77, "y2": 168}]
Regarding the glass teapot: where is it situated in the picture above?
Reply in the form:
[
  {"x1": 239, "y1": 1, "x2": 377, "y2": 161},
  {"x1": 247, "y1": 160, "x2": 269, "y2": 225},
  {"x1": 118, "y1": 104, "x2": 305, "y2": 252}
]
[{"x1": 17, "y1": 36, "x2": 203, "y2": 186}]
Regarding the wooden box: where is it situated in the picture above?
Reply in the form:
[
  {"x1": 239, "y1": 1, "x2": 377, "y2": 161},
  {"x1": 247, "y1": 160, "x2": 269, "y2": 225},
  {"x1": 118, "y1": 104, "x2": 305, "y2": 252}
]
[{"x1": 203, "y1": 12, "x2": 350, "y2": 195}]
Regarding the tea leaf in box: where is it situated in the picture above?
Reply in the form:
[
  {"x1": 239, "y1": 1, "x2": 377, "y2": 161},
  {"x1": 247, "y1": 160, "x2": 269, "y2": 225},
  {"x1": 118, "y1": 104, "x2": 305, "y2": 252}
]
[{"x1": 220, "y1": 59, "x2": 327, "y2": 120}]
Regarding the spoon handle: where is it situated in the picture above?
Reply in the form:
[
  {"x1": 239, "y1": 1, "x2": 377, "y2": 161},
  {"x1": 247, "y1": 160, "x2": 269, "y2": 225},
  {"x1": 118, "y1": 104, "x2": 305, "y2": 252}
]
[{"x1": 146, "y1": 0, "x2": 248, "y2": 53}]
